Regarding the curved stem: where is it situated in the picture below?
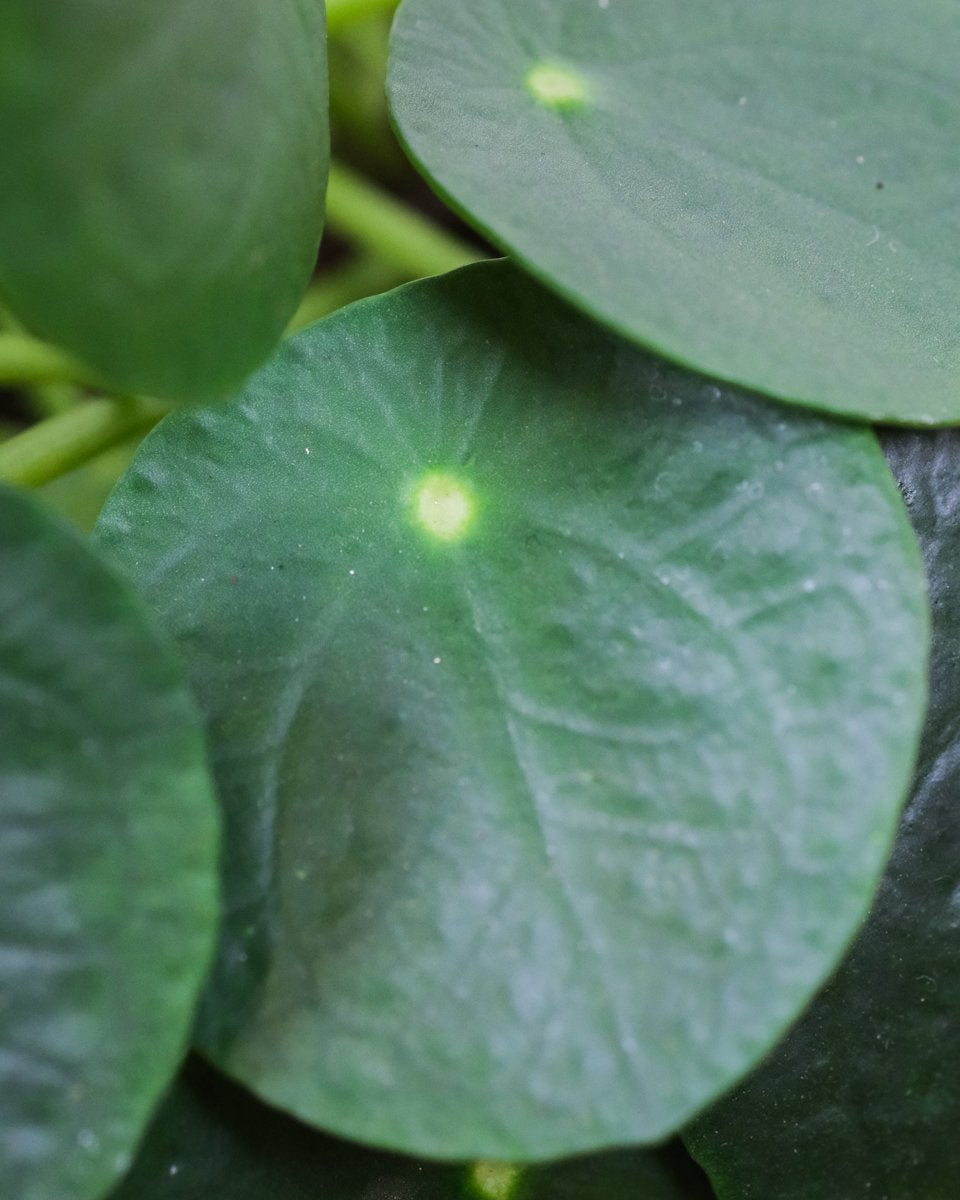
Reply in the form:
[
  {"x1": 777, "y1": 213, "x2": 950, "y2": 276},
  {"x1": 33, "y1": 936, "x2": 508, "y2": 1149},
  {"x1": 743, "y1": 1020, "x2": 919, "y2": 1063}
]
[
  {"x1": 468, "y1": 1162, "x2": 522, "y2": 1200},
  {"x1": 327, "y1": 0, "x2": 399, "y2": 35},
  {"x1": 0, "y1": 396, "x2": 168, "y2": 488},
  {"x1": 325, "y1": 160, "x2": 484, "y2": 279},
  {"x1": 288, "y1": 254, "x2": 405, "y2": 332},
  {"x1": 328, "y1": 18, "x2": 406, "y2": 175},
  {"x1": 0, "y1": 333, "x2": 96, "y2": 388}
]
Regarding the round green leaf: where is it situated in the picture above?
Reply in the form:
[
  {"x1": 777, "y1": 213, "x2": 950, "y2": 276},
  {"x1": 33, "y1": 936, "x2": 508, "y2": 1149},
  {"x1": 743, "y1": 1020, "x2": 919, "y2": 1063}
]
[
  {"x1": 388, "y1": 0, "x2": 960, "y2": 424},
  {"x1": 684, "y1": 429, "x2": 960, "y2": 1199},
  {"x1": 0, "y1": 2, "x2": 328, "y2": 400},
  {"x1": 94, "y1": 261, "x2": 927, "y2": 1159},
  {"x1": 0, "y1": 486, "x2": 220, "y2": 1200}
]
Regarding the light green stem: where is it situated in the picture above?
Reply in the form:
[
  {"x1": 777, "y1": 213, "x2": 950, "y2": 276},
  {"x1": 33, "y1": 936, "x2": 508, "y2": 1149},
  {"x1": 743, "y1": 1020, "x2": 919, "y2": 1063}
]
[
  {"x1": 0, "y1": 397, "x2": 168, "y2": 488},
  {"x1": 0, "y1": 333, "x2": 96, "y2": 388},
  {"x1": 325, "y1": 161, "x2": 484, "y2": 279},
  {"x1": 328, "y1": 18, "x2": 405, "y2": 174},
  {"x1": 327, "y1": 0, "x2": 399, "y2": 34},
  {"x1": 468, "y1": 1162, "x2": 522, "y2": 1200},
  {"x1": 25, "y1": 382, "x2": 84, "y2": 420},
  {"x1": 288, "y1": 254, "x2": 405, "y2": 332}
]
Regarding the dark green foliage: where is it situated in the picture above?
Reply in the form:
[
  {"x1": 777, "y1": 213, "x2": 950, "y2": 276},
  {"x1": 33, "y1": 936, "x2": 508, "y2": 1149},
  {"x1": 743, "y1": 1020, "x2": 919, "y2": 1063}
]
[
  {"x1": 107, "y1": 1057, "x2": 713, "y2": 1200},
  {"x1": 1, "y1": 0, "x2": 955, "y2": 1194}
]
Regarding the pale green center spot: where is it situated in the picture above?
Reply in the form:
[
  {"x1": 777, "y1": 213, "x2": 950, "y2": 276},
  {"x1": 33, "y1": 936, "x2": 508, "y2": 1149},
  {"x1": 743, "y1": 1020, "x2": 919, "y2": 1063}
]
[
  {"x1": 469, "y1": 1161, "x2": 521, "y2": 1200},
  {"x1": 414, "y1": 472, "x2": 474, "y2": 541},
  {"x1": 525, "y1": 62, "x2": 589, "y2": 108}
]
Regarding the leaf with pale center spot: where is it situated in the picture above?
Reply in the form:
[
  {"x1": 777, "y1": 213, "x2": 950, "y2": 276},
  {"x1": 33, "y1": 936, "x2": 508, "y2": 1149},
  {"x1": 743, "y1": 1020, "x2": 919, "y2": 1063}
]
[
  {"x1": 95, "y1": 261, "x2": 927, "y2": 1159},
  {"x1": 388, "y1": 0, "x2": 960, "y2": 423}
]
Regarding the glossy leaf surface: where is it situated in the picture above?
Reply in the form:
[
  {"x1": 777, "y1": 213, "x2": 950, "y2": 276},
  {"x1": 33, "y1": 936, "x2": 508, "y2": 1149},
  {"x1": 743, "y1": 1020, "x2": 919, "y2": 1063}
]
[
  {"x1": 389, "y1": 0, "x2": 960, "y2": 423},
  {"x1": 684, "y1": 430, "x2": 960, "y2": 1198},
  {"x1": 0, "y1": 2, "x2": 328, "y2": 400},
  {"x1": 0, "y1": 486, "x2": 219, "y2": 1200},
  {"x1": 95, "y1": 261, "x2": 927, "y2": 1159}
]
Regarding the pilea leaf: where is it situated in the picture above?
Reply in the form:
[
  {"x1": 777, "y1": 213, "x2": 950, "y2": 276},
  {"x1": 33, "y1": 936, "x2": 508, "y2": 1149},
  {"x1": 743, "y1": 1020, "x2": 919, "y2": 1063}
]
[
  {"x1": 0, "y1": 485, "x2": 219, "y2": 1200},
  {"x1": 95, "y1": 261, "x2": 927, "y2": 1159},
  {"x1": 106, "y1": 1058, "x2": 714, "y2": 1200},
  {"x1": 683, "y1": 429, "x2": 960, "y2": 1199},
  {"x1": 388, "y1": 0, "x2": 960, "y2": 424},
  {"x1": 0, "y1": 1, "x2": 328, "y2": 400}
]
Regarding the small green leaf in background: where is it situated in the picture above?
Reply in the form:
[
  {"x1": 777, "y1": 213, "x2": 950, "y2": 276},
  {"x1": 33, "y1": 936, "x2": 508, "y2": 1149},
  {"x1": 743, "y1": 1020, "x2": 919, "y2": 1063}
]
[
  {"x1": 0, "y1": 1, "x2": 328, "y2": 401},
  {"x1": 683, "y1": 429, "x2": 960, "y2": 1199},
  {"x1": 95, "y1": 261, "x2": 927, "y2": 1160},
  {"x1": 388, "y1": 0, "x2": 960, "y2": 424},
  {"x1": 107, "y1": 1057, "x2": 715, "y2": 1200},
  {"x1": 0, "y1": 485, "x2": 220, "y2": 1200}
]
